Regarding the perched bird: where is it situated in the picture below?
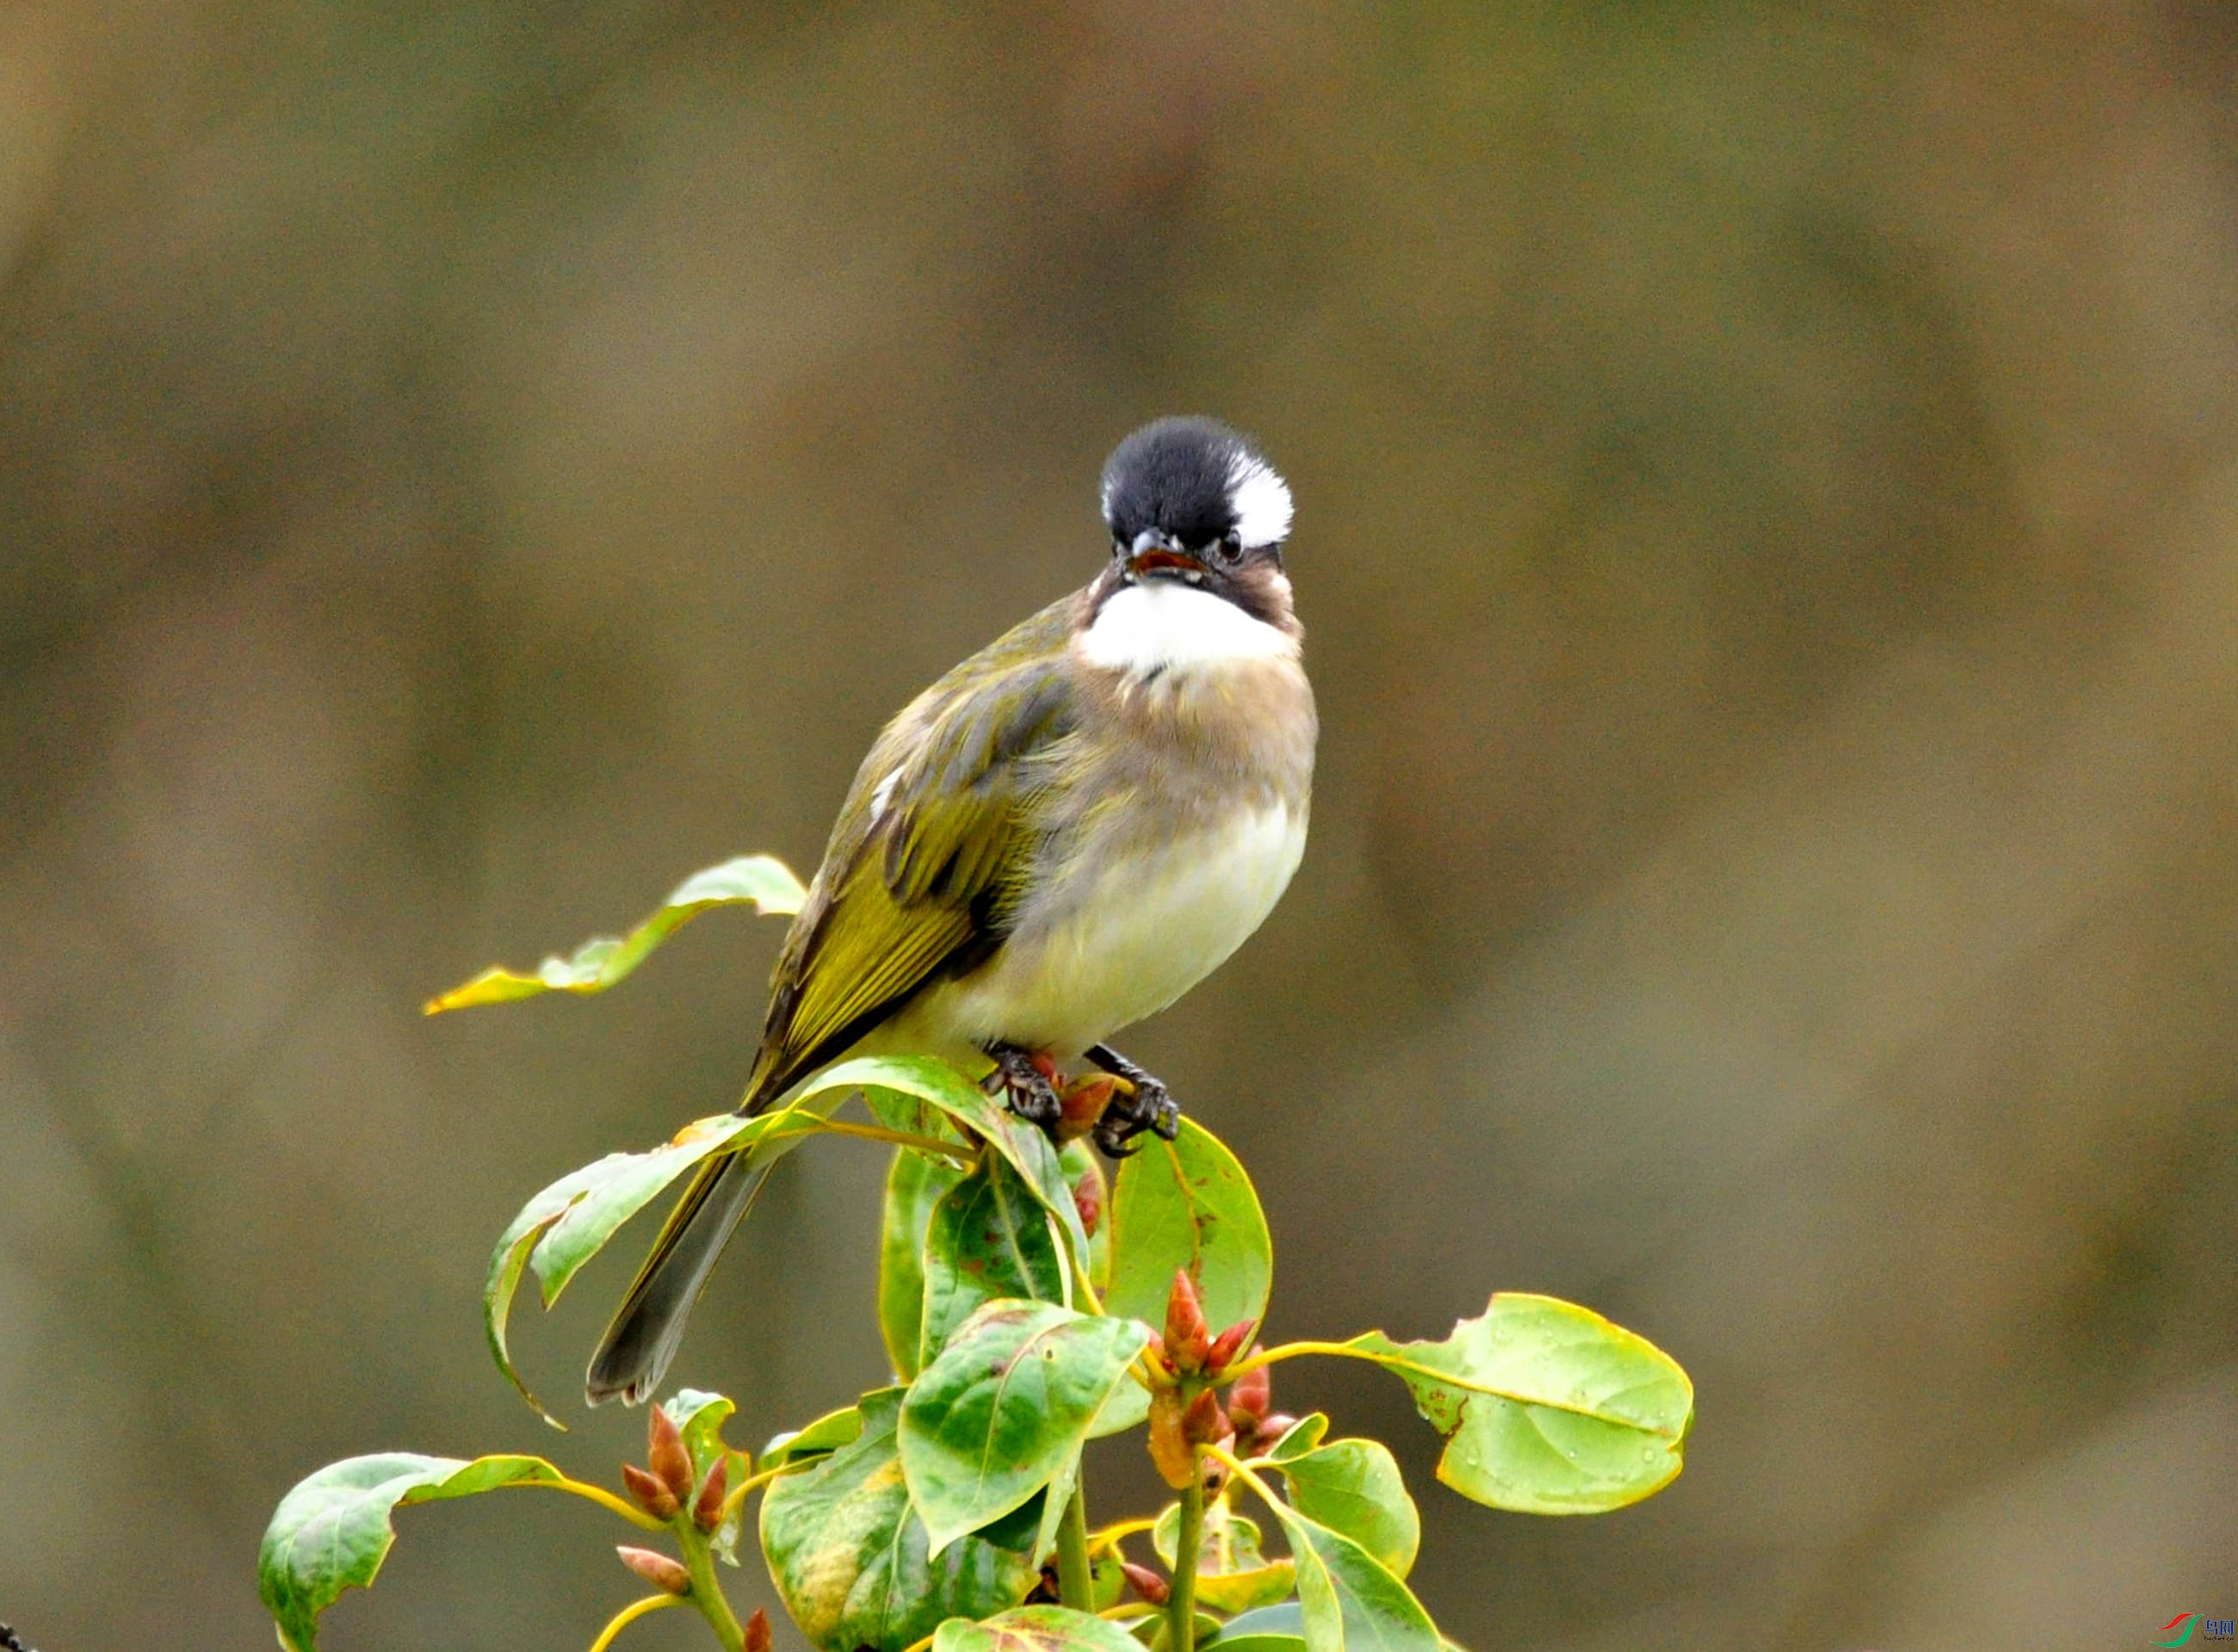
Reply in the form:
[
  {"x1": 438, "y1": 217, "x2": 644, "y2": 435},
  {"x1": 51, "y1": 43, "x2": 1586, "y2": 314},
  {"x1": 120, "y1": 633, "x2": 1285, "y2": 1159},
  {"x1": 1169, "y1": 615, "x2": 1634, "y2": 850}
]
[{"x1": 587, "y1": 416, "x2": 1317, "y2": 1405}]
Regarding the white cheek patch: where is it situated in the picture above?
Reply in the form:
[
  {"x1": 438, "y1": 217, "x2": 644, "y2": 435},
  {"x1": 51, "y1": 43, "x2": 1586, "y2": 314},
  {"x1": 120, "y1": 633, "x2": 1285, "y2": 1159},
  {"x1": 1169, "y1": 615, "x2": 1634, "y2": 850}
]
[
  {"x1": 1226, "y1": 455, "x2": 1293, "y2": 549},
  {"x1": 1079, "y1": 581, "x2": 1295, "y2": 675}
]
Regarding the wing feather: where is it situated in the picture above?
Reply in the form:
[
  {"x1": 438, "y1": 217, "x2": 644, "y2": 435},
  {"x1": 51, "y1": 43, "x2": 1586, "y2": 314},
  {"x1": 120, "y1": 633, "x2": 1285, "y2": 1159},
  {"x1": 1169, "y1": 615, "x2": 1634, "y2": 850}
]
[{"x1": 742, "y1": 600, "x2": 1080, "y2": 1107}]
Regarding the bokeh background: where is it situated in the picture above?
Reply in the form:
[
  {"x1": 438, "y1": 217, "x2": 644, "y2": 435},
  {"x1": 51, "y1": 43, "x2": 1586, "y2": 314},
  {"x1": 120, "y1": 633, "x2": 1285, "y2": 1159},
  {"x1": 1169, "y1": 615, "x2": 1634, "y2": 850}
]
[{"x1": 4, "y1": 3, "x2": 2236, "y2": 1647}]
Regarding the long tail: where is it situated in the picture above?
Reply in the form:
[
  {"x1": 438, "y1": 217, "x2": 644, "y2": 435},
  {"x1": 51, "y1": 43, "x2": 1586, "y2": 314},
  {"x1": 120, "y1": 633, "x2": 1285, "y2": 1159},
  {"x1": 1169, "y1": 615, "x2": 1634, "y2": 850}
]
[{"x1": 584, "y1": 1149, "x2": 773, "y2": 1405}]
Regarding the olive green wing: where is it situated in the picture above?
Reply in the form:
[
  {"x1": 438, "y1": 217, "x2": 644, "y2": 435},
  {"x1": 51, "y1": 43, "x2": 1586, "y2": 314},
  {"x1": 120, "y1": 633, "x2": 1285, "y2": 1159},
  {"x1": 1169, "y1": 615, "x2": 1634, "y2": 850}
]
[{"x1": 744, "y1": 603, "x2": 1080, "y2": 1107}]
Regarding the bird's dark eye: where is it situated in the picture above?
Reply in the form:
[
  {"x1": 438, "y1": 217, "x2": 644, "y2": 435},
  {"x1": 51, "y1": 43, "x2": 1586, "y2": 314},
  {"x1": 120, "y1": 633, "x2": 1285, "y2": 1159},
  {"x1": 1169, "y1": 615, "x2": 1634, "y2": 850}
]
[{"x1": 1214, "y1": 532, "x2": 1244, "y2": 567}]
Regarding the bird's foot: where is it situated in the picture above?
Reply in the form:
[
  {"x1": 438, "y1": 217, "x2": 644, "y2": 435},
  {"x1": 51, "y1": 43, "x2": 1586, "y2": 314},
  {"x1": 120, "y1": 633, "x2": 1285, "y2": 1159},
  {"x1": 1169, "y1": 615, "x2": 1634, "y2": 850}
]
[
  {"x1": 1085, "y1": 1044, "x2": 1180, "y2": 1158},
  {"x1": 983, "y1": 1044, "x2": 1061, "y2": 1129}
]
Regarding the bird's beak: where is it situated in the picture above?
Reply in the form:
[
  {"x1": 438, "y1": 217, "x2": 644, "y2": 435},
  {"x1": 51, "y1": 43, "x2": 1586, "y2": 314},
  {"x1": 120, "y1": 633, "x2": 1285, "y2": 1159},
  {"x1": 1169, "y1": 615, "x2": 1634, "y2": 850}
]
[
  {"x1": 1124, "y1": 529, "x2": 1205, "y2": 581},
  {"x1": 1125, "y1": 547, "x2": 1203, "y2": 579}
]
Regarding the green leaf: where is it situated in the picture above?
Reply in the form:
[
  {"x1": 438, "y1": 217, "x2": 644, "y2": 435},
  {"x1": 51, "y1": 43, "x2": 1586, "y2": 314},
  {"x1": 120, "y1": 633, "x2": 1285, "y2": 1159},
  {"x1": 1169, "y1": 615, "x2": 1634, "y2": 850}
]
[
  {"x1": 425, "y1": 854, "x2": 805, "y2": 1012},
  {"x1": 1277, "y1": 1440, "x2": 1419, "y2": 1578},
  {"x1": 1105, "y1": 1117, "x2": 1271, "y2": 1341},
  {"x1": 258, "y1": 1453, "x2": 570, "y2": 1651},
  {"x1": 1091, "y1": 1555, "x2": 1127, "y2": 1612},
  {"x1": 483, "y1": 1110, "x2": 769, "y2": 1420},
  {"x1": 1258, "y1": 1500, "x2": 1440, "y2": 1652},
  {"x1": 1151, "y1": 1498, "x2": 1298, "y2": 1613},
  {"x1": 932, "y1": 1606, "x2": 1147, "y2": 1652},
  {"x1": 807, "y1": 1056, "x2": 1092, "y2": 1284},
  {"x1": 881, "y1": 1147, "x2": 967, "y2": 1379},
  {"x1": 484, "y1": 1089, "x2": 850, "y2": 1420},
  {"x1": 1264, "y1": 1414, "x2": 1330, "y2": 1463},
  {"x1": 899, "y1": 1299, "x2": 1150, "y2": 1554},
  {"x1": 1348, "y1": 1293, "x2": 1692, "y2": 1515},
  {"x1": 922, "y1": 1157, "x2": 1070, "y2": 1361},
  {"x1": 762, "y1": 1401, "x2": 868, "y2": 1470},
  {"x1": 762, "y1": 1390, "x2": 1038, "y2": 1652},
  {"x1": 1208, "y1": 1604, "x2": 1308, "y2": 1652}
]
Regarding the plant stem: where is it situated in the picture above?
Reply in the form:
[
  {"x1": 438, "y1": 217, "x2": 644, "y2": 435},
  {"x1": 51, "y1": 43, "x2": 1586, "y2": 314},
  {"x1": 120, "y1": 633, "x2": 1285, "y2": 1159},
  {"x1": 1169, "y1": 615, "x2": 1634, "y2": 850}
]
[
  {"x1": 1166, "y1": 1469, "x2": 1204, "y2": 1652},
  {"x1": 1055, "y1": 1476, "x2": 1095, "y2": 1609},
  {"x1": 532, "y1": 1475, "x2": 668, "y2": 1531},
  {"x1": 677, "y1": 1521, "x2": 746, "y2": 1652},
  {"x1": 587, "y1": 1593, "x2": 686, "y2": 1652}
]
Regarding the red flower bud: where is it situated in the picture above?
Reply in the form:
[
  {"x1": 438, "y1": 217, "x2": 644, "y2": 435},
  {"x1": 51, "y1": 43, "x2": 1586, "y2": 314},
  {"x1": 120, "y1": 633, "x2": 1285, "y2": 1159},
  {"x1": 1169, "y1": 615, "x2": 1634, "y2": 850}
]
[
  {"x1": 615, "y1": 1544, "x2": 690, "y2": 1595},
  {"x1": 745, "y1": 1608, "x2": 774, "y2": 1652},
  {"x1": 1227, "y1": 1357, "x2": 1270, "y2": 1423},
  {"x1": 1252, "y1": 1413, "x2": 1300, "y2": 1451},
  {"x1": 1204, "y1": 1318, "x2": 1256, "y2": 1377},
  {"x1": 1057, "y1": 1074, "x2": 1119, "y2": 1142},
  {"x1": 621, "y1": 1463, "x2": 681, "y2": 1521},
  {"x1": 691, "y1": 1453, "x2": 729, "y2": 1532},
  {"x1": 1182, "y1": 1386, "x2": 1234, "y2": 1450},
  {"x1": 647, "y1": 1406, "x2": 696, "y2": 1505},
  {"x1": 1121, "y1": 1561, "x2": 1171, "y2": 1606},
  {"x1": 1072, "y1": 1176, "x2": 1103, "y2": 1239},
  {"x1": 1164, "y1": 1271, "x2": 1211, "y2": 1373},
  {"x1": 1147, "y1": 1387, "x2": 1196, "y2": 1489}
]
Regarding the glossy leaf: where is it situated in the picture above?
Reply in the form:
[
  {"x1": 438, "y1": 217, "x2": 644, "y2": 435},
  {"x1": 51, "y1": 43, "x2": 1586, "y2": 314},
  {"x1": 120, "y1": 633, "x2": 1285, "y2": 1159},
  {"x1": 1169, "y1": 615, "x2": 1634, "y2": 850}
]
[
  {"x1": 1209, "y1": 1604, "x2": 1308, "y2": 1652},
  {"x1": 258, "y1": 1452, "x2": 570, "y2": 1651},
  {"x1": 484, "y1": 1092, "x2": 848, "y2": 1420},
  {"x1": 809, "y1": 1056, "x2": 1092, "y2": 1283},
  {"x1": 1264, "y1": 1414, "x2": 1331, "y2": 1463},
  {"x1": 922, "y1": 1157, "x2": 1070, "y2": 1360},
  {"x1": 1258, "y1": 1500, "x2": 1440, "y2": 1652},
  {"x1": 483, "y1": 1109, "x2": 772, "y2": 1420},
  {"x1": 1277, "y1": 1440, "x2": 1419, "y2": 1578},
  {"x1": 762, "y1": 1390, "x2": 1037, "y2": 1652},
  {"x1": 1348, "y1": 1293, "x2": 1692, "y2": 1514},
  {"x1": 881, "y1": 1146, "x2": 967, "y2": 1378},
  {"x1": 425, "y1": 854, "x2": 805, "y2": 1012},
  {"x1": 899, "y1": 1299, "x2": 1150, "y2": 1554},
  {"x1": 762, "y1": 1402, "x2": 867, "y2": 1471},
  {"x1": 1106, "y1": 1118, "x2": 1271, "y2": 1341},
  {"x1": 1152, "y1": 1498, "x2": 1298, "y2": 1614},
  {"x1": 932, "y1": 1606, "x2": 1147, "y2": 1652}
]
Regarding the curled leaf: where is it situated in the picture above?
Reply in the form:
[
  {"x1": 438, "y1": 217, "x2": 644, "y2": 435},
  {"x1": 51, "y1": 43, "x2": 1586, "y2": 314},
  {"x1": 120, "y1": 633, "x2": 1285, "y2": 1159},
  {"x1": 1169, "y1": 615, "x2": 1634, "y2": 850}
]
[
  {"x1": 426, "y1": 854, "x2": 806, "y2": 1012},
  {"x1": 258, "y1": 1453, "x2": 572, "y2": 1651}
]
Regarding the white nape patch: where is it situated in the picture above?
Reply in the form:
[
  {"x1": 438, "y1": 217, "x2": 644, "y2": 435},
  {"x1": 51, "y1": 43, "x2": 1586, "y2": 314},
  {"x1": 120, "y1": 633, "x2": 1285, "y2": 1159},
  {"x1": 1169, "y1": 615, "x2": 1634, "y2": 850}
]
[
  {"x1": 1079, "y1": 580, "x2": 1295, "y2": 676},
  {"x1": 1225, "y1": 453, "x2": 1293, "y2": 548}
]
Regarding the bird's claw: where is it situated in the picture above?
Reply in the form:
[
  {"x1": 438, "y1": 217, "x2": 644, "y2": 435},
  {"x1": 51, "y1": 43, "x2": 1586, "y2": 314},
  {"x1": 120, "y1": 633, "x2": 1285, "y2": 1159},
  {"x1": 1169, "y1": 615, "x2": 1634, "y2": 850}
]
[
  {"x1": 1092, "y1": 1073, "x2": 1179, "y2": 1158},
  {"x1": 985, "y1": 1045, "x2": 1061, "y2": 1128}
]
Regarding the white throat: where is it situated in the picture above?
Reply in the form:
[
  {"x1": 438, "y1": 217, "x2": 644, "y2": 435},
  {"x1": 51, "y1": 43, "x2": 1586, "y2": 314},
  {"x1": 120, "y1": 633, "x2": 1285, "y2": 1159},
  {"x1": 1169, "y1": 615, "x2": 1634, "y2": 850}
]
[{"x1": 1077, "y1": 580, "x2": 1295, "y2": 677}]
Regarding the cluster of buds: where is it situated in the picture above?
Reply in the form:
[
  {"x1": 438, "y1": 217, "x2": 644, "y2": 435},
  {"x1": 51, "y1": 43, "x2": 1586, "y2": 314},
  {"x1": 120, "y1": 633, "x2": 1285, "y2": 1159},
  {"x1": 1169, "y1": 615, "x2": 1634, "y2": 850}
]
[
  {"x1": 1225, "y1": 1358, "x2": 1295, "y2": 1457},
  {"x1": 615, "y1": 1404, "x2": 732, "y2": 1593},
  {"x1": 1143, "y1": 1271, "x2": 1268, "y2": 1490},
  {"x1": 1146, "y1": 1270, "x2": 1256, "y2": 1382}
]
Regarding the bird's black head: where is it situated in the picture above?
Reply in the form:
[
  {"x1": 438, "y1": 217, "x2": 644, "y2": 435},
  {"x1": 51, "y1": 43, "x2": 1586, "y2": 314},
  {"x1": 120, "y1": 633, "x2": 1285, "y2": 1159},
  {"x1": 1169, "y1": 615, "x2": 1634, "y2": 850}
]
[
  {"x1": 1100, "y1": 416, "x2": 1292, "y2": 560},
  {"x1": 1094, "y1": 418, "x2": 1295, "y2": 631}
]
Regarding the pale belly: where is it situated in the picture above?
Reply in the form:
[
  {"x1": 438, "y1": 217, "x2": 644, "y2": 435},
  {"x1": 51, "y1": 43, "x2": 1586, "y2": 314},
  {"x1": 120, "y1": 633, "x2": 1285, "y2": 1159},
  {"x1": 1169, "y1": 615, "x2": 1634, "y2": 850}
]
[{"x1": 899, "y1": 801, "x2": 1308, "y2": 1059}]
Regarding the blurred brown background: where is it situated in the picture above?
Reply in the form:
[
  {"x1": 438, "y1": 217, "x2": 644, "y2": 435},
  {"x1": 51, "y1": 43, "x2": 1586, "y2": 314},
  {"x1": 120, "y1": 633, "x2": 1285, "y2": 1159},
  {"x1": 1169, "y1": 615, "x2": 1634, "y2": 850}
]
[{"x1": 4, "y1": 3, "x2": 2235, "y2": 1647}]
